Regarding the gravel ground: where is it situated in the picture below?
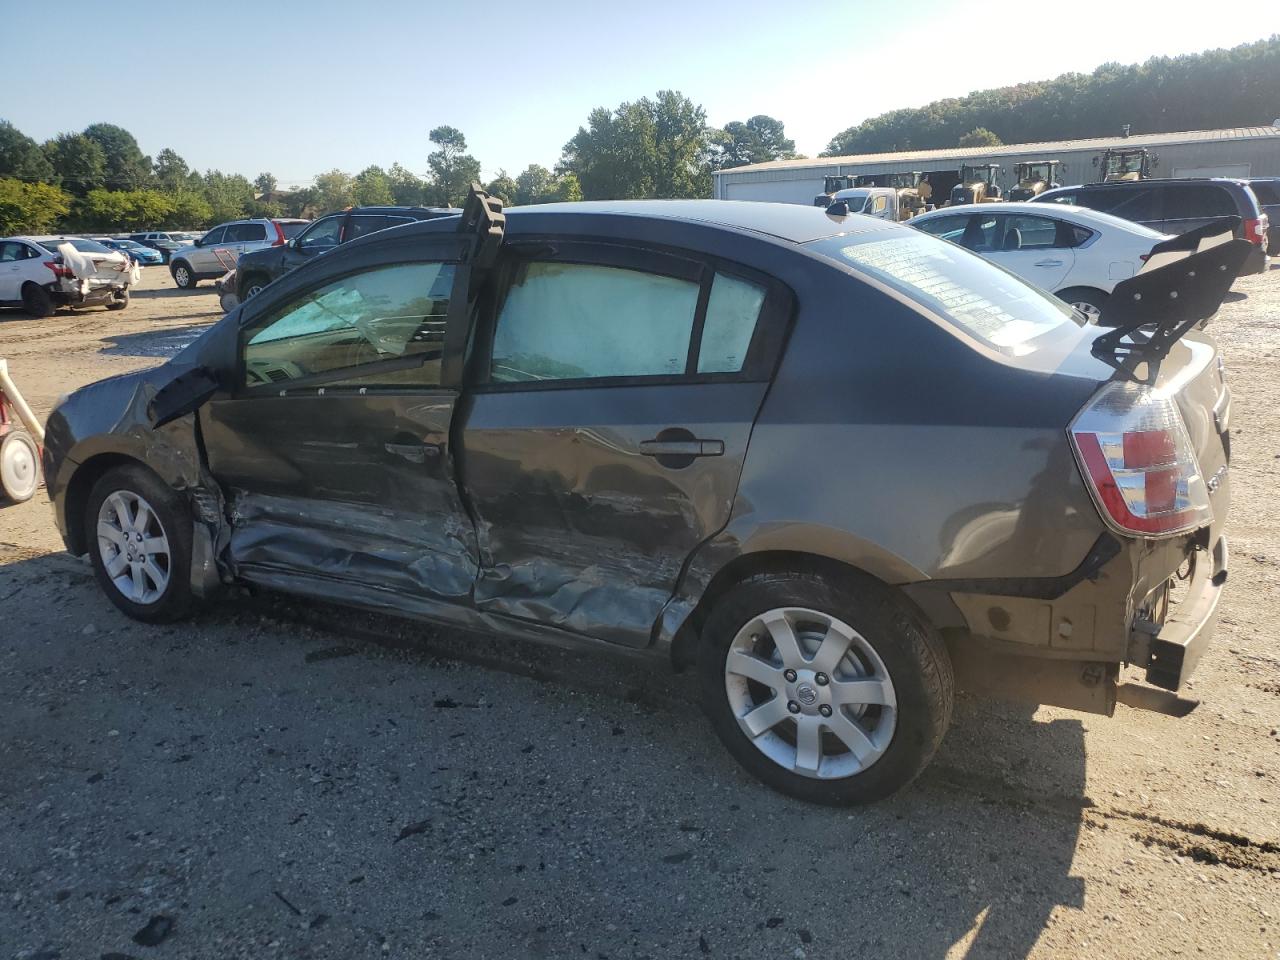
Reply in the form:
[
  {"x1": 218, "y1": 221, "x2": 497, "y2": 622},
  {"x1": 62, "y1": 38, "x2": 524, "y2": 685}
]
[{"x1": 1, "y1": 265, "x2": 1278, "y2": 960}]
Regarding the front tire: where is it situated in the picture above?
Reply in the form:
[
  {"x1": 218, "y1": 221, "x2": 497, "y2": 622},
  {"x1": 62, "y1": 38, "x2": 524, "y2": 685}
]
[
  {"x1": 21, "y1": 283, "x2": 55, "y2": 318},
  {"x1": 171, "y1": 261, "x2": 197, "y2": 289},
  {"x1": 0, "y1": 430, "x2": 40, "y2": 502},
  {"x1": 698, "y1": 568, "x2": 953, "y2": 805},
  {"x1": 84, "y1": 465, "x2": 194, "y2": 623}
]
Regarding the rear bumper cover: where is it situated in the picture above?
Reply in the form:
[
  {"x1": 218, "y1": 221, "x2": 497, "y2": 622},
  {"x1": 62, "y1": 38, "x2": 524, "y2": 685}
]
[
  {"x1": 1240, "y1": 243, "x2": 1268, "y2": 276},
  {"x1": 1145, "y1": 534, "x2": 1227, "y2": 690}
]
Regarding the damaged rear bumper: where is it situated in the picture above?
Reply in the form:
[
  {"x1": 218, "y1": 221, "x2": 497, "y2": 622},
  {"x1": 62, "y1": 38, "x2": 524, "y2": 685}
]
[{"x1": 1137, "y1": 534, "x2": 1227, "y2": 691}]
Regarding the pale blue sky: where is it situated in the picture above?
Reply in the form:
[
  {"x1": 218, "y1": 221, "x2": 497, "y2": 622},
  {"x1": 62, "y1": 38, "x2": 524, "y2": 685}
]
[{"x1": 3, "y1": 1, "x2": 1272, "y2": 187}]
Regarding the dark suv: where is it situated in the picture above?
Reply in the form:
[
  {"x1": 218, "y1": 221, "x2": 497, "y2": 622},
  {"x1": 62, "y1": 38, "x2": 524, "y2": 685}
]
[
  {"x1": 235, "y1": 206, "x2": 455, "y2": 300},
  {"x1": 1033, "y1": 178, "x2": 1269, "y2": 274},
  {"x1": 42, "y1": 195, "x2": 1247, "y2": 804}
]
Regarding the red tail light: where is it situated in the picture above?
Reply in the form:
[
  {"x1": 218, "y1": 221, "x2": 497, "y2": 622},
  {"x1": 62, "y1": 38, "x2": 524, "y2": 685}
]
[
  {"x1": 271, "y1": 221, "x2": 287, "y2": 246},
  {"x1": 1243, "y1": 215, "x2": 1268, "y2": 246},
  {"x1": 1070, "y1": 382, "x2": 1212, "y2": 537},
  {"x1": 42, "y1": 261, "x2": 74, "y2": 279}
]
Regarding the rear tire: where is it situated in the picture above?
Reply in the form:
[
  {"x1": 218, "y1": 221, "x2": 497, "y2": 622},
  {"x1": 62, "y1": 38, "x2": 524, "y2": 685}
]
[
  {"x1": 698, "y1": 568, "x2": 953, "y2": 805},
  {"x1": 84, "y1": 465, "x2": 194, "y2": 623},
  {"x1": 0, "y1": 430, "x2": 40, "y2": 502},
  {"x1": 171, "y1": 261, "x2": 197, "y2": 289},
  {"x1": 21, "y1": 283, "x2": 55, "y2": 318},
  {"x1": 1058, "y1": 286, "x2": 1109, "y2": 324},
  {"x1": 106, "y1": 288, "x2": 129, "y2": 311}
]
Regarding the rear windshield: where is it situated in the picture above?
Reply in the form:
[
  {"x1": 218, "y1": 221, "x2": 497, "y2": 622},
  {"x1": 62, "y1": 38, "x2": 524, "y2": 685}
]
[
  {"x1": 1250, "y1": 181, "x2": 1280, "y2": 205},
  {"x1": 41, "y1": 238, "x2": 113, "y2": 253},
  {"x1": 808, "y1": 230, "x2": 1079, "y2": 351},
  {"x1": 277, "y1": 221, "x2": 309, "y2": 239}
]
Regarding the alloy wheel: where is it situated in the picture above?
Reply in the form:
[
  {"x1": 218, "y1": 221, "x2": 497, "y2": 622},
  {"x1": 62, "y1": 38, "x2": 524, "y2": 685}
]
[
  {"x1": 1071, "y1": 300, "x2": 1103, "y2": 322},
  {"x1": 723, "y1": 606, "x2": 897, "y2": 780},
  {"x1": 96, "y1": 490, "x2": 171, "y2": 605}
]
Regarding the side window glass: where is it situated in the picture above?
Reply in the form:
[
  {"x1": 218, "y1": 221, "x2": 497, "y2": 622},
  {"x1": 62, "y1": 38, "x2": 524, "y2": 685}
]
[
  {"x1": 871, "y1": 196, "x2": 887, "y2": 215},
  {"x1": 915, "y1": 215, "x2": 970, "y2": 240},
  {"x1": 0, "y1": 243, "x2": 17, "y2": 262},
  {"x1": 347, "y1": 216, "x2": 390, "y2": 240},
  {"x1": 202, "y1": 226, "x2": 227, "y2": 245},
  {"x1": 297, "y1": 217, "x2": 343, "y2": 251},
  {"x1": 957, "y1": 216, "x2": 1000, "y2": 252},
  {"x1": 242, "y1": 262, "x2": 454, "y2": 389},
  {"x1": 229, "y1": 222, "x2": 267, "y2": 242},
  {"x1": 1166, "y1": 185, "x2": 1235, "y2": 219},
  {"x1": 490, "y1": 262, "x2": 699, "y2": 383},
  {"x1": 1096, "y1": 187, "x2": 1159, "y2": 222},
  {"x1": 698, "y1": 274, "x2": 766, "y2": 374},
  {"x1": 1068, "y1": 225, "x2": 1094, "y2": 248},
  {"x1": 1001, "y1": 215, "x2": 1059, "y2": 250}
]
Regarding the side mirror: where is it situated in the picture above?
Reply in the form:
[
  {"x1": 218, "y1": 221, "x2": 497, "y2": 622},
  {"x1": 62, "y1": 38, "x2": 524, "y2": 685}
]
[
  {"x1": 826, "y1": 200, "x2": 851, "y2": 217},
  {"x1": 193, "y1": 237, "x2": 204, "y2": 247},
  {"x1": 148, "y1": 366, "x2": 221, "y2": 428}
]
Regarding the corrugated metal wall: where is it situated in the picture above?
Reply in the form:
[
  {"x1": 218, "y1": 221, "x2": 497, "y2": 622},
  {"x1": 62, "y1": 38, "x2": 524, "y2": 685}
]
[{"x1": 716, "y1": 137, "x2": 1280, "y2": 203}]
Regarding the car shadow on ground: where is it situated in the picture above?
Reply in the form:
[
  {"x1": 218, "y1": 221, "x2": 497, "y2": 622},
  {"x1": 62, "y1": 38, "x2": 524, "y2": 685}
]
[
  {"x1": 0, "y1": 551, "x2": 1086, "y2": 959},
  {"x1": 99, "y1": 324, "x2": 214, "y2": 359},
  {"x1": 127, "y1": 284, "x2": 215, "y2": 301}
]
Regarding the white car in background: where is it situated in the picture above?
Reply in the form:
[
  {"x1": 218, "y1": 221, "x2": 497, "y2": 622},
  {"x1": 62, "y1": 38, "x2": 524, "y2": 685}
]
[
  {"x1": 910, "y1": 201, "x2": 1170, "y2": 320},
  {"x1": 0, "y1": 236, "x2": 134, "y2": 316}
]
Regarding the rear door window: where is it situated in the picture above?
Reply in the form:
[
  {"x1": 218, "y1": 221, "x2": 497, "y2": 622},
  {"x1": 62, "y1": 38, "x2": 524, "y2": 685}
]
[
  {"x1": 490, "y1": 263, "x2": 700, "y2": 382},
  {"x1": 1163, "y1": 184, "x2": 1236, "y2": 220},
  {"x1": 347, "y1": 215, "x2": 391, "y2": 240},
  {"x1": 226, "y1": 222, "x2": 267, "y2": 243},
  {"x1": 913, "y1": 214, "x2": 971, "y2": 243},
  {"x1": 1000, "y1": 214, "x2": 1061, "y2": 249}
]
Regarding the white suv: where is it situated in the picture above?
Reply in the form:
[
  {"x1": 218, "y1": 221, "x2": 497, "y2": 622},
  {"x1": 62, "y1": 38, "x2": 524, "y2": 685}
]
[{"x1": 169, "y1": 218, "x2": 308, "y2": 289}]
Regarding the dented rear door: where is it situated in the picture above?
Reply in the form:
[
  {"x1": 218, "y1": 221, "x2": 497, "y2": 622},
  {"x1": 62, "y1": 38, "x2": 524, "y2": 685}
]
[{"x1": 457, "y1": 242, "x2": 791, "y2": 647}]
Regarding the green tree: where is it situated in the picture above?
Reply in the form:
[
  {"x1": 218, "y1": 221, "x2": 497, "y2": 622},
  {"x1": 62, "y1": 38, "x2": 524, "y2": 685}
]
[
  {"x1": 426, "y1": 126, "x2": 481, "y2": 208},
  {"x1": 387, "y1": 163, "x2": 424, "y2": 205},
  {"x1": 281, "y1": 187, "x2": 319, "y2": 219},
  {"x1": 560, "y1": 90, "x2": 712, "y2": 200},
  {"x1": 83, "y1": 122, "x2": 151, "y2": 189},
  {"x1": 314, "y1": 169, "x2": 355, "y2": 212},
  {"x1": 711, "y1": 115, "x2": 797, "y2": 169},
  {"x1": 71, "y1": 189, "x2": 177, "y2": 231},
  {"x1": 514, "y1": 164, "x2": 554, "y2": 204},
  {"x1": 0, "y1": 178, "x2": 71, "y2": 233},
  {"x1": 172, "y1": 192, "x2": 214, "y2": 228},
  {"x1": 354, "y1": 165, "x2": 394, "y2": 205},
  {"x1": 201, "y1": 170, "x2": 254, "y2": 222},
  {"x1": 254, "y1": 171, "x2": 278, "y2": 196},
  {"x1": 484, "y1": 169, "x2": 518, "y2": 206},
  {"x1": 958, "y1": 127, "x2": 1002, "y2": 148},
  {"x1": 550, "y1": 172, "x2": 582, "y2": 203},
  {"x1": 42, "y1": 133, "x2": 107, "y2": 195},
  {"x1": 153, "y1": 148, "x2": 190, "y2": 192},
  {"x1": 0, "y1": 120, "x2": 55, "y2": 182}
]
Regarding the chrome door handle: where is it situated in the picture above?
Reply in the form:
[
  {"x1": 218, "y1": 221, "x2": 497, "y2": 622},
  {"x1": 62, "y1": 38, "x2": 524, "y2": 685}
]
[
  {"x1": 384, "y1": 441, "x2": 442, "y2": 463},
  {"x1": 1034, "y1": 259, "x2": 1064, "y2": 267},
  {"x1": 639, "y1": 439, "x2": 724, "y2": 457}
]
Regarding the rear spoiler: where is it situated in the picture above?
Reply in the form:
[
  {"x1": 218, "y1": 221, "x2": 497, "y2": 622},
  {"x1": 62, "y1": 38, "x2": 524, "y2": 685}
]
[{"x1": 1092, "y1": 217, "x2": 1252, "y2": 383}]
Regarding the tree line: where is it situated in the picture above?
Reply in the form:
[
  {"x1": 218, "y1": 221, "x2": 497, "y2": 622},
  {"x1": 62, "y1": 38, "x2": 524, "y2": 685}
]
[
  {"x1": 824, "y1": 35, "x2": 1280, "y2": 155},
  {"x1": 0, "y1": 99, "x2": 799, "y2": 234}
]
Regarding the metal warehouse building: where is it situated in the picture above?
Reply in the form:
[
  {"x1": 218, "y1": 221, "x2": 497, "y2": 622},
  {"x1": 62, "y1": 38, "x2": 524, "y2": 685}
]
[{"x1": 712, "y1": 125, "x2": 1280, "y2": 204}]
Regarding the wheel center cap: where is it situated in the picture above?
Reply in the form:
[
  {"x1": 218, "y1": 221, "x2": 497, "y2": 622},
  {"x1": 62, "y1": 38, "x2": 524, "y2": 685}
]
[{"x1": 796, "y1": 683, "x2": 818, "y2": 706}]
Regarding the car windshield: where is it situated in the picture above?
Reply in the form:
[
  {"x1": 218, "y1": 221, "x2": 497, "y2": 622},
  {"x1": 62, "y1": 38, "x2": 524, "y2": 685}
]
[
  {"x1": 277, "y1": 222, "x2": 309, "y2": 239},
  {"x1": 833, "y1": 192, "x2": 872, "y2": 211},
  {"x1": 41, "y1": 238, "x2": 113, "y2": 254},
  {"x1": 808, "y1": 230, "x2": 1079, "y2": 351}
]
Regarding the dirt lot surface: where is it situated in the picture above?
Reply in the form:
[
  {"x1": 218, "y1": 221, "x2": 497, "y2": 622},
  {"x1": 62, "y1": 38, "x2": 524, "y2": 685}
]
[{"x1": 1, "y1": 266, "x2": 1278, "y2": 960}]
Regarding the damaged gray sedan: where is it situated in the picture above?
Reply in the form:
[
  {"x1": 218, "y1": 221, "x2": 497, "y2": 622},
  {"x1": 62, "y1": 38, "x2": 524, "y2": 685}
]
[{"x1": 42, "y1": 191, "x2": 1246, "y2": 803}]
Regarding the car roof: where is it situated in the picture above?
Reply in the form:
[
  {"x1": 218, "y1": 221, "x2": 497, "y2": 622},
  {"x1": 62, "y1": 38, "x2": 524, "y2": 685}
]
[{"x1": 488, "y1": 200, "x2": 895, "y2": 244}]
